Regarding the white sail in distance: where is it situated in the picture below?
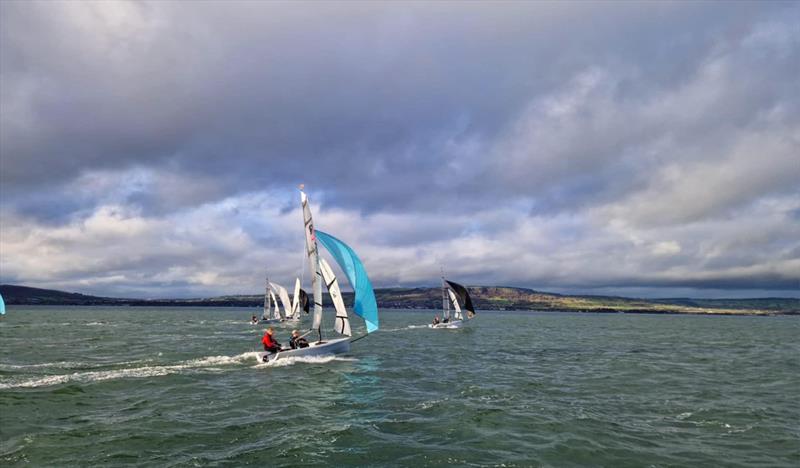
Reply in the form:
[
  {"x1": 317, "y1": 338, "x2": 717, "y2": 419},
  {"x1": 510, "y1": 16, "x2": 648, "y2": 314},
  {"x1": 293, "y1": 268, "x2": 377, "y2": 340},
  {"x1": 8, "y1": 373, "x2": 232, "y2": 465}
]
[
  {"x1": 291, "y1": 278, "x2": 301, "y2": 319},
  {"x1": 319, "y1": 257, "x2": 351, "y2": 337},
  {"x1": 269, "y1": 290, "x2": 282, "y2": 319},
  {"x1": 261, "y1": 279, "x2": 270, "y2": 320},
  {"x1": 270, "y1": 282, "x2": 293, "y2": 319}
]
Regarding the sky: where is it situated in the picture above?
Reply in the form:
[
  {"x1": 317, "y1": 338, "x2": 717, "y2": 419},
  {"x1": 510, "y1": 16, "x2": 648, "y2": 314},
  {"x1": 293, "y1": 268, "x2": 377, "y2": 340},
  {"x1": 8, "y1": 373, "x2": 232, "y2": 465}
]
[{"x1": 1, "y1": 0, "x2": 798, "y2": 299}]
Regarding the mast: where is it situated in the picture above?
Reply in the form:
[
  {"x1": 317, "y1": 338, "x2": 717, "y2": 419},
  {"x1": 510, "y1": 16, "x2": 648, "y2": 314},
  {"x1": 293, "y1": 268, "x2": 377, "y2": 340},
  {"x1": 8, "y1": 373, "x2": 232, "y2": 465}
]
[{"x1": 441, "y1": 267, "x2": 450, "y2": 320}]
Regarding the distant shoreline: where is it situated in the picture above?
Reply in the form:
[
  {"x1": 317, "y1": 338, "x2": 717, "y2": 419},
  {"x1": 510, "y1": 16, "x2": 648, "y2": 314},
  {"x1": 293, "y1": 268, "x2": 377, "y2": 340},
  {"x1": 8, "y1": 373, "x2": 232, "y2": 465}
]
[
  {"x1": 4, "y1": 304, "x2": 796, "y2": 317},
  {"x1": 2, "y1": 284, "x2": 797, "y2": 316}
]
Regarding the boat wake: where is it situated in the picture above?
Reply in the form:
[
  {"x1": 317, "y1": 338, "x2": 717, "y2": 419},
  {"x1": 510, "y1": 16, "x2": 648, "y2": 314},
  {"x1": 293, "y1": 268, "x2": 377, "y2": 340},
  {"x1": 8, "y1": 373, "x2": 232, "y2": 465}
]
[
  {"x1": 0, "y1": 352, "x2": 261, "y2": 390},
  {"x1": 255, "y1": 355, "x2": 359, "y2": 368},
  {"x1": 376, "y1": 325, "x2": 427, "y2": 332}
]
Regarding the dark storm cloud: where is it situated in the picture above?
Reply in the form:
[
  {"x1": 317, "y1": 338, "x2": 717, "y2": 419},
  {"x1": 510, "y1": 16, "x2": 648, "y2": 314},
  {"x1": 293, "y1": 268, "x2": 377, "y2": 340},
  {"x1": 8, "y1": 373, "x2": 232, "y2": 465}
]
[
  {"x1": 3, "y1": 1, "x2": 787, "y2": 209},
  {"x1": 1, "y1": 1, "x2": 798, "y2": 297}
]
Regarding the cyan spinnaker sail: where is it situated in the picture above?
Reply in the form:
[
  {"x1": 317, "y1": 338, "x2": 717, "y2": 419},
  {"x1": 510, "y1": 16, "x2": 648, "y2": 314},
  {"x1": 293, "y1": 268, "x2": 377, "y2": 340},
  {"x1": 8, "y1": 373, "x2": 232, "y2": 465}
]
[
  {"x1": 0, "y1": 293, "x2": 5, "y2": 315},
  {"x1": 315, "y1": 230, "x2": 379, "y2": 333}
]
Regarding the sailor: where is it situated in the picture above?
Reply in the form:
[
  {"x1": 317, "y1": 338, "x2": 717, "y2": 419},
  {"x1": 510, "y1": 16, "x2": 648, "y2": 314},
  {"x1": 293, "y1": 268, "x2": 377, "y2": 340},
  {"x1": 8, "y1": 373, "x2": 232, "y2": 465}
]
[
  {"x1": 261, "y1": 327, "x2": 282, "y2": 353},
  {"x1": 432, "y1": 315, "x2": 440, "y2": 325},
  {"x1": 443, "y1": 317, "x2": 449, "y2": 323},
  {"x1": 251, "y1": 315, "x2": 258, "y2": 324},
  {"x1": 289, "y1": 329, "x2": 309, "y2": 349}
]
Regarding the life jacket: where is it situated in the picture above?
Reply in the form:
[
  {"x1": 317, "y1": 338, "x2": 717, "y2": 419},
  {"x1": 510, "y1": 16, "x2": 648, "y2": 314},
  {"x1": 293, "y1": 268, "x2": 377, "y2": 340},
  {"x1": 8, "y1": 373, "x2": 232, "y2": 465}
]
[{"x1": 262, "y1": 333, "x2": 278, "y2": 348}]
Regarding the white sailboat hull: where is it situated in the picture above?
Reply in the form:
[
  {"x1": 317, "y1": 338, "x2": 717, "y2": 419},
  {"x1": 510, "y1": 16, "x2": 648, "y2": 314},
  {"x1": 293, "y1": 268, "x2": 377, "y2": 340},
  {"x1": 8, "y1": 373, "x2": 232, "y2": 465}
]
[
  {"x1": 260, "y1": 318, "x2": 283, "y2": 324},
  {"x1": 257, "y1": 336, "x2": 351, "y2": 363},
  {"x1": 429, "y1": 320, "x2": 466, "y2": 329}
]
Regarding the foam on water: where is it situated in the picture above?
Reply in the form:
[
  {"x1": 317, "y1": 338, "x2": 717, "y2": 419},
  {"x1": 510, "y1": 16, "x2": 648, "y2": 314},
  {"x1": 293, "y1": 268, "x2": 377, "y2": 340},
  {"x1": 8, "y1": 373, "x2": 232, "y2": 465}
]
[
  {"x1": 256, "y1": 355, "x2": 359, "y2": 368},
  {"x1": 0, "y1": 352, "x2": 262, "y2": 389}
]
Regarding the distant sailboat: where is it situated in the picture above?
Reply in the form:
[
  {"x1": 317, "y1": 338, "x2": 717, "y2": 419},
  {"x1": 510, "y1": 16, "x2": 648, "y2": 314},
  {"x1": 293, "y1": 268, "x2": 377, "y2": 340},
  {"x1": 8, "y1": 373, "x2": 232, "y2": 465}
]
[
  {"x1": 269, "y1": 281, "x2": 293, "y2": 320},
  {"x1": 258, "y1": 187, "x2": 379, "y2": 363},
  {"x1": 0, "y1": 293, "x2": 5, "y2": 316},
  {"x1": 261, "y1": 277, "x2": 284, "y2": 323},
  {"x1": 288, "y1": 277, "x2": 310, "y2": 321},
  {"x1": 430, "y1": 276, "x2": 475, "y2": 329}
]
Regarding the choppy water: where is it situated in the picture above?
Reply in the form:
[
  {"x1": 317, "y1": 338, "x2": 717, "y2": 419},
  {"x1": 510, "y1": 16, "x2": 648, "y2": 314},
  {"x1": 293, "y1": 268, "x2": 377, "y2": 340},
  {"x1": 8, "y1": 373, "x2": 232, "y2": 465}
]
[{"x1": 1, "y1": 307, "x2": 798, "y2": 467}]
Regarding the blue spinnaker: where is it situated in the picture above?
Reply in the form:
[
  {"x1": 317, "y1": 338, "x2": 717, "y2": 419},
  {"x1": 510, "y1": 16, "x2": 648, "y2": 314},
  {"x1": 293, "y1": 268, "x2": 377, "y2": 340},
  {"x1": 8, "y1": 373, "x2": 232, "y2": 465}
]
[
  {"x1": 315, "y1": 231, "x2": 379, "y2": 333},
  {"x1": 0, "y1": 293, "x2": 5, "y2": 315}
]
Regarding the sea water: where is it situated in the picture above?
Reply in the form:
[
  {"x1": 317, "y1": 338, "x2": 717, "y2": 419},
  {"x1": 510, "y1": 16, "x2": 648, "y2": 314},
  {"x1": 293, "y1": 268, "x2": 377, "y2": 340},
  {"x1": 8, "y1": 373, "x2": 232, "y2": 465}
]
[{"x1": 1, "y1": 307, "x2": 798, "y2": 466}]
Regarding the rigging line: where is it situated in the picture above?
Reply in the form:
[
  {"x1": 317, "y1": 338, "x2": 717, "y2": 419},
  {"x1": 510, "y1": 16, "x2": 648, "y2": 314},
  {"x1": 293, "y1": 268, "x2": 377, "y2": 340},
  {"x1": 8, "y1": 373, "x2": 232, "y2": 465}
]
[{"x1": 350, "y1": 333, "x2": 371, "y2": 344}]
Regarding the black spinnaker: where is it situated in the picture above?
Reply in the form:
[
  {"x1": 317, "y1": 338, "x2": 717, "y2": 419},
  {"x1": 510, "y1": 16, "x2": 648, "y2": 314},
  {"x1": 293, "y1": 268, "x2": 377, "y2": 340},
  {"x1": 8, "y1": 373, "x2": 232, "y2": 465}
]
[{"x1": 445, "y1": 280, "x2": 475, "y2": 318}]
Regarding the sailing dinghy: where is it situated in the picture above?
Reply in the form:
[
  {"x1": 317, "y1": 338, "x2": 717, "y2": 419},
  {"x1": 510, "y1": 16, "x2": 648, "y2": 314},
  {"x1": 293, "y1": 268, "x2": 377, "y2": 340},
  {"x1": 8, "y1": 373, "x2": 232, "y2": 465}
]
[
  {"x1": 258, "y1": 188, "x2": 379, "y2": 363},
  {"x1": 429, "y1": 277, "x2": 475, "y2": 329},
  {"x1": 281, "y1": 278, "x2": 307, "y2": 323},
  {"x1": 261, "y1": 277, "x2": 284, "y2": 323},
  {"x1": 269, "y1": 281, "x2": 295, "y2": 322}
]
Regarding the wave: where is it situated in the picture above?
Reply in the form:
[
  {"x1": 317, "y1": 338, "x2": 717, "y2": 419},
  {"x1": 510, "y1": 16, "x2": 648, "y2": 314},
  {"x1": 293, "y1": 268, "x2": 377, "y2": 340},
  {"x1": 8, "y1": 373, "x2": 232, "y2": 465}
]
[{"x1": 0, "y1": 352, "x2": 260, "y2": 390}]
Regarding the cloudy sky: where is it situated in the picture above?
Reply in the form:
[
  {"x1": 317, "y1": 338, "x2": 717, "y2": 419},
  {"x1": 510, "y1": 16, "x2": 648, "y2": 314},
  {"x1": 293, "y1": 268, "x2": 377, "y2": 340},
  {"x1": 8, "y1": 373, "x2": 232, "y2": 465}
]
[{"x1": 1, "y1": 1, "x2": 798, "y2": 299}]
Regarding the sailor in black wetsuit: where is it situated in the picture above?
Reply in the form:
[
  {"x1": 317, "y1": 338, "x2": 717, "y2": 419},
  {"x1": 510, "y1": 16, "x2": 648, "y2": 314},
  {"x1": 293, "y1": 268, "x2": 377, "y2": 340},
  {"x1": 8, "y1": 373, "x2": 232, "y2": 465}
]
[{"x1": 289, "y1": 330, "x2": 309, "y2": 349}]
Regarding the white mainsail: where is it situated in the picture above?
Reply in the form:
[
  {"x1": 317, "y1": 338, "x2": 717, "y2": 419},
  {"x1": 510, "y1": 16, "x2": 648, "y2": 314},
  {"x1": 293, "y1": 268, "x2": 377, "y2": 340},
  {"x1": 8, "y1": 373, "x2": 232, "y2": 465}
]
[
  {"x1": 269, "y1": 282, "x2": 293, "y2": 319},
  {"x1": 319, "y1": 257, "x2": 351, "y2": 336},
  {"x1": 448, "y1": 288, "x2": 463, "y2": 320},
  {"x1": 301, "y1": 189, "x2": 323, "y2": 334}
]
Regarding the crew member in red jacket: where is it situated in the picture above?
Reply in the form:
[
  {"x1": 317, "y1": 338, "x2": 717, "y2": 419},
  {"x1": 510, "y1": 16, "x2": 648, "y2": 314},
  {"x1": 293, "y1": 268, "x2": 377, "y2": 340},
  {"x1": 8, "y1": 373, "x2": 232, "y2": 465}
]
[{"x1": 261, "y1": 327, "x2": 282, "y2": 353}]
